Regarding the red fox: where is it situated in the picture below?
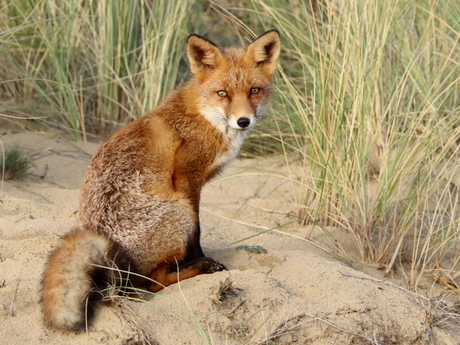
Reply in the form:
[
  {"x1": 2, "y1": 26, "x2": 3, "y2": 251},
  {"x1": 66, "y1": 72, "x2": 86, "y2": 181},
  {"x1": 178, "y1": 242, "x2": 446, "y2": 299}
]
[{"x1": 41, "y1": 30, "x2": 281, "y2": 332}]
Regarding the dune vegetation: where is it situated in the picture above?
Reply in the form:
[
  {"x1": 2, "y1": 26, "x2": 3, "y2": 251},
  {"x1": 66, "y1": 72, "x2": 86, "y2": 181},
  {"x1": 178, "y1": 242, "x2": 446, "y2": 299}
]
[{"x1": 1, "y1": 0, "x2": 459, "y2": 292}]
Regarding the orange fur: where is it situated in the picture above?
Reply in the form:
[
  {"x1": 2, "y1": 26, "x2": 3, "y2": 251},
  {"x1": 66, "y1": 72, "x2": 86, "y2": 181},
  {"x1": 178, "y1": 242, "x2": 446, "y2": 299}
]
[{"x1": 41, "y1": 30, "x2": 281, "y2": 332}]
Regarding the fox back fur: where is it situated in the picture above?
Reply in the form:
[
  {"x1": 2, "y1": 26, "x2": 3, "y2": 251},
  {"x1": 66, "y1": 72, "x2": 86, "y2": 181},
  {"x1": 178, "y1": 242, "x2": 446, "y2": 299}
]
[{"x1": 41, "y1": 30, "x2": 281, "y2": 332}]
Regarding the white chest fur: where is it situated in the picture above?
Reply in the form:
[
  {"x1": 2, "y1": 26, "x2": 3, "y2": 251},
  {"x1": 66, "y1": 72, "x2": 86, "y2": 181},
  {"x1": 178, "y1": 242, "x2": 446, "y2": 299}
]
[{"x1": 200, "y1": 106, "x2": 248, "y2": 170}]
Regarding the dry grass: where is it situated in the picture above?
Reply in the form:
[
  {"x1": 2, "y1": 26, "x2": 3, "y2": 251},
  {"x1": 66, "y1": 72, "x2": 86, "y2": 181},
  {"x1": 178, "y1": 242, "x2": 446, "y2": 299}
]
[
  {"x1": 249, "y1": 0, "x2": 460, "y2": 291},
  {"x1": 0, "y1": 0, "x2": 200, "y2": 139}
]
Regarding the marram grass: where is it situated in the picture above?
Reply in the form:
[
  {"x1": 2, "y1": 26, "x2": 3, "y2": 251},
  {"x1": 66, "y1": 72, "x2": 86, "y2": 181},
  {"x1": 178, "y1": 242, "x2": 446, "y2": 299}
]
[
  {"x1": 0, "y1": 0, "x2": 198, "y2": 139},
  {"x1": 253, "y1": 0, "x2": 460, "y2": 289}
]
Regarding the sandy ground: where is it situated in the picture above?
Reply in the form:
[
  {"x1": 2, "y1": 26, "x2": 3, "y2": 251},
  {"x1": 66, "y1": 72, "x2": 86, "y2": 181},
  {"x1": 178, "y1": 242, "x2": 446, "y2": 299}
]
[{"x1": 1, "y1": 132, "x2": 459, "y2": 345}]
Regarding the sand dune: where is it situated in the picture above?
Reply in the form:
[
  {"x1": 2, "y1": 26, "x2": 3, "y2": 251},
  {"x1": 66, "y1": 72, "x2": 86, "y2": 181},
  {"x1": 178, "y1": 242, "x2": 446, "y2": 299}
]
[{"x1": 1, "y1": 132, "x2": 458, "y2": 344}]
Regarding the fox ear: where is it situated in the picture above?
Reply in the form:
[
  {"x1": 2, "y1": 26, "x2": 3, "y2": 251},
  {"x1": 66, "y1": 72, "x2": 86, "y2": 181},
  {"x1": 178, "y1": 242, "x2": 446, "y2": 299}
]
[
  {"x1": 245, "y1": 30, "x2": 281, "y2": 74},
  {"x1": 187, "y1": 34, "x2": 223, "y2": 78}
]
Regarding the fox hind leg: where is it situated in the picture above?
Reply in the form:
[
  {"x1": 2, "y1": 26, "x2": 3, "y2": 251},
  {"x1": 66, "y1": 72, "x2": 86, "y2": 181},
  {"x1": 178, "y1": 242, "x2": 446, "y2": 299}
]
[{"x1": 148, "y1": 257, "x2": 226, "y2": 292}]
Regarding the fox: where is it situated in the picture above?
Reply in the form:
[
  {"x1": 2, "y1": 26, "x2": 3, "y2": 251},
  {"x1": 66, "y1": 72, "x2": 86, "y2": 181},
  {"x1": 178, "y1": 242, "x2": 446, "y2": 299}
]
[{"x1": 41, "y1": 30, "x2": 281, "y2": 332}]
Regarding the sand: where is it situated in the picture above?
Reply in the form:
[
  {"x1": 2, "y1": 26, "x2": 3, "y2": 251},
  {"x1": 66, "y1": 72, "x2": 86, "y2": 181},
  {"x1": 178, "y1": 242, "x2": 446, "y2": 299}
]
[{"x1": 1, "y1": 132, "x2": 459, "y2": 345}]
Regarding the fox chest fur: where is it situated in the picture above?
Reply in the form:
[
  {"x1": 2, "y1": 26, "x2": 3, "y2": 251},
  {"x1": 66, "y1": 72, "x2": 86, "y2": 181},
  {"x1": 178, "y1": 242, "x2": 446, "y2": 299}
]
[{"x1": 79, "y1": 95, "x2": 234, "y2": 220}]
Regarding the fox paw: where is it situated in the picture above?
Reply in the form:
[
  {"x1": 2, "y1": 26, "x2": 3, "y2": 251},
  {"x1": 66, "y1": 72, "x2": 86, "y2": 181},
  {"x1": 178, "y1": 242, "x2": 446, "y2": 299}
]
[{"x1": 201, "y1": 257, "x2": 227, "y2": 273}]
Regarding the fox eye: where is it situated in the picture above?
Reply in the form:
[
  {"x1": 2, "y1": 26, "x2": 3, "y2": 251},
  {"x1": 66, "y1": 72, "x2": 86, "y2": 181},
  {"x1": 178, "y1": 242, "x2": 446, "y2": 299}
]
[
  {"x1": 250, "y1": 87, "x2": 260, "y2": 94},
  {"x1": 217, "y1": 90, "x2": 227, "y2": 97}
]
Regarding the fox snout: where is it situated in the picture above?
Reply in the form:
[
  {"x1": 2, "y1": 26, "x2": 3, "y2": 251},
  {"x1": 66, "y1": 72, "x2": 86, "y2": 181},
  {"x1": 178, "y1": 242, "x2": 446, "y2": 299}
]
[
  {"x1": 226, "y1": 95, "x2": 259, "y2": 131},
  {"x1": 237, "y1": 117, "x2": 251, "y2": 128},
  {"x1": 228, "y1": 115, "x2": 255, "y2": 131}
]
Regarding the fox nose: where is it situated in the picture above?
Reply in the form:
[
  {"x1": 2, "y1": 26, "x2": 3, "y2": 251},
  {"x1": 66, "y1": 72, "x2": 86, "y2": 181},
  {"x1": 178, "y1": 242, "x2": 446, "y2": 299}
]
[{"x1": 237, "y1": 117, "x2": 251, "y2": 128}]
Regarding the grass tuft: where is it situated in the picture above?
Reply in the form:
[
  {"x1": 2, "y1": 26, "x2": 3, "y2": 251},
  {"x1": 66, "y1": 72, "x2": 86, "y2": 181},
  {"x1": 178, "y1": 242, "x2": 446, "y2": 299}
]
[{"x1": 1, "y1": 145, "x2": 32, "y2": 181}]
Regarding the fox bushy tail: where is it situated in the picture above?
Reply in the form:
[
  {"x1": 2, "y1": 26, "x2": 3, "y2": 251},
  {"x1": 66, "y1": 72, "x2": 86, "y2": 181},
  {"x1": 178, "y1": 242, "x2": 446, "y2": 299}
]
[{"x1": 41, "y1": 229, "x2": 128, "y2": 331}]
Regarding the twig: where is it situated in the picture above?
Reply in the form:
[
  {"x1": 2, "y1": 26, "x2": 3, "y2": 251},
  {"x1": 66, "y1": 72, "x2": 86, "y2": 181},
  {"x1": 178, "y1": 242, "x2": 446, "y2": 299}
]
[
  {"x1": 109, "y1": 295, "x2": 158, "y2": 345},
  {"x1": 255, "y1": 312, "x2": 376, "y2": 344},
  {"x1": 30, "y1": 164, "x2": 49, "y2": 179},
  {"x1": 224, "y1": 300, "x2": 244, "y2": 317},
  {"x1": 14, "y1": 185, "x2": 53, "y2": 204},
  {"x1": 338, "y1": 270, "x2": 429, "y2": 301},
  {"x1": 311, "y1": 315, "x2": 376, "y2": 343},
  {"x1": 39, "y1": 164, "x2": 48, "y2": 179},
  {"x1": 29, "y1": 147, "x2": 54, "y2": 160},
  {"x1": 6, "y1": 263, "x2": 24, "y2": 317}
]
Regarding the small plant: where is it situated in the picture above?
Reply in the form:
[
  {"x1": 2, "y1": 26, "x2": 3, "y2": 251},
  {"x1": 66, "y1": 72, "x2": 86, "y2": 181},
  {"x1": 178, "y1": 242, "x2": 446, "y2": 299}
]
[
  {"x1": 236, "y1": 245, "x2": 268, "y2": 254},
  {"x1": 214, "y1": 277, "x2": 236, "y2": 303},
  {"x1": 1, "y1": 145, "x2": 32, "y2": 181}
]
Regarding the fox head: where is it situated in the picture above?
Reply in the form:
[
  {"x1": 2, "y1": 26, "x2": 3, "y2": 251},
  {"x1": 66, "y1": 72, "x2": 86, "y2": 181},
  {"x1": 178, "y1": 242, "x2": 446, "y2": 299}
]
[{"x1": 186, "y1": 31, "x2": 281, "y2": 132}]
